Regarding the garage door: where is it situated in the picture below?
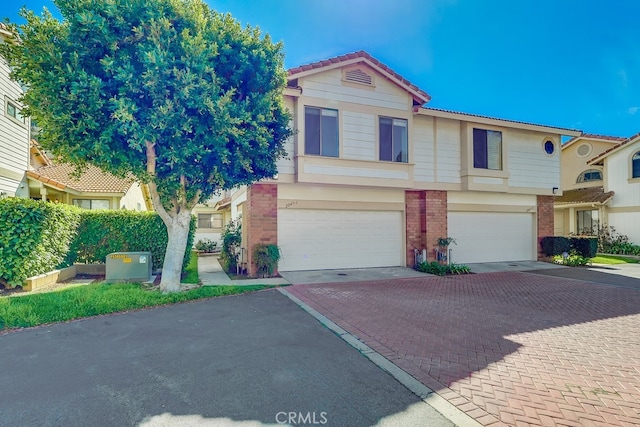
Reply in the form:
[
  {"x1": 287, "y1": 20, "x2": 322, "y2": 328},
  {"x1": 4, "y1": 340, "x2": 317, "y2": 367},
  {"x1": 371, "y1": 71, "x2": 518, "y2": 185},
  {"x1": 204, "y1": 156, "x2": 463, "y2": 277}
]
[
  {"x1": 448, "y1": 212, "x2": 535, "y2": 263},
  {"x1": 278, "y1": 209, "x2": 403, "y2": 271}
]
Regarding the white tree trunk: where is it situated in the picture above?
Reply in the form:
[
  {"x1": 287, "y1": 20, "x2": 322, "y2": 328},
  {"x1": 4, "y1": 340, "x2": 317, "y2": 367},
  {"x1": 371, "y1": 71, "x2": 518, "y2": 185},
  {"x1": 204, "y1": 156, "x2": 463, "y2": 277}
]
[{"x1": 159, "y1": 208, "x2": 193, "y2": 293}]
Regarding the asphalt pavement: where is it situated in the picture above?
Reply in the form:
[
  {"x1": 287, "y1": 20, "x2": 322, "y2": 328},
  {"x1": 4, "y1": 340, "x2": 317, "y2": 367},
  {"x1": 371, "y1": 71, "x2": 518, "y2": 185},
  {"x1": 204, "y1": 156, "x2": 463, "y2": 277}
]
[{"x1": 0, "y1": 289, "x2": 453, "y2": 427}]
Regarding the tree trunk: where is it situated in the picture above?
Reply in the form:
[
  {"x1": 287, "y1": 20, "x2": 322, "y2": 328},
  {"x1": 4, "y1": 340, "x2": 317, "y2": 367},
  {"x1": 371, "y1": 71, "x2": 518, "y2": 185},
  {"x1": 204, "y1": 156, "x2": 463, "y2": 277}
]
[{"x1": 159, "y1": 208, "x2": 192, "y2": 293}]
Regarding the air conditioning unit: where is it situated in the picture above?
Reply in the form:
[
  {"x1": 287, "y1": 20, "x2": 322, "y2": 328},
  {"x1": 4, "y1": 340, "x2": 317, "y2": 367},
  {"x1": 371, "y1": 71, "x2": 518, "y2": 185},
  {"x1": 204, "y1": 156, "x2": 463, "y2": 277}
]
[{"x1": 105, "y1": 252, "x2": 152, "y2": 282}]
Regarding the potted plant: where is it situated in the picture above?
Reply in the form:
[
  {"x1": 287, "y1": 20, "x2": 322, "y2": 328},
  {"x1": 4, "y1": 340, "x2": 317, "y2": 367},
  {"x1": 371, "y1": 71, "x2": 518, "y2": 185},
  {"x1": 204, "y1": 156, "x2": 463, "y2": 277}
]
[{"x1": 436, "y1": 237, "x2": 456, "y2": 264}]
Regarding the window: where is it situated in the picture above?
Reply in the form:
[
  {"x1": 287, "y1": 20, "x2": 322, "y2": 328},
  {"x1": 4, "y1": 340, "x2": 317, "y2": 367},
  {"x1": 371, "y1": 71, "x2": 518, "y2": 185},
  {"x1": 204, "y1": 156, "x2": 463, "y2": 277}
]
[
  {"x1": 305, "y1": 107, "x2": 339, "y2": 157},
  {"x1": 5, "y1": 99, "x2": 25, "y2": 124},
  {"x1": 198, "y1": 213, "x2": 223, "y2": 229},
  {"x1": 633, "y1": 152, "x2": 640, "y2": 178},
  {"x1": 72, "y1": 199, "x2": 110, "y2": 210},
  {"x1": 576, "y1": 210, "x2": 598, "y2": 234},
  {"x1": 544, "y1": 140, "x2": 555, "y2": 155},
  {"x1": 379, "y1": 117, "x2": 408, "y2": 163},
  {"x1": 576, "y1": 169, "x2": 602, "y2": 183},
  {"x1": 473, "y1": 128, "x2": 502, "y2": 170}
]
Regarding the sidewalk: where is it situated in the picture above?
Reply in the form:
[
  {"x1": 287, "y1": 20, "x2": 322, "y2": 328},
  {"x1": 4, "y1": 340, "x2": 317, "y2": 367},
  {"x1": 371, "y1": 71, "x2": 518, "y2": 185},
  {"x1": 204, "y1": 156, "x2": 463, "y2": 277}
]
[{"x1": 197, "y1": 254, "x2": 290, "y2": 286}]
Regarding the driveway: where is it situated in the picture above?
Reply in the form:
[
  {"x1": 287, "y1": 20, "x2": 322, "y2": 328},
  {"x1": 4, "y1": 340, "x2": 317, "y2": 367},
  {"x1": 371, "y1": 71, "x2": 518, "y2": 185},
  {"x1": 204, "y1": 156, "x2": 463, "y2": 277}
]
[
  {"x1": 0, "y1": 290, "x2": 452, "y2": 427},
  {"x1": 284, "y1": 270, "x2": 640, "y2": 426}
]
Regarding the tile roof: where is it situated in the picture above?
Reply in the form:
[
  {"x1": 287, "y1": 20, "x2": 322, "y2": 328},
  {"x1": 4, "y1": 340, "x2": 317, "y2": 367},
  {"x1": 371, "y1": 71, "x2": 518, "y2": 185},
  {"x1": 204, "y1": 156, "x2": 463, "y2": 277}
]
[
  {"x1": 554, "y1": 186, "x2": 614, "y2": 205},
  {"x1": 287, "y1": 50, "x2": 431, "y2": 104},
  {"x1": 27, "y1": 163, "x2": 135, "y2": 193},
  {"x1": 419, "y1": 107, "x2": 581, "y2": 133},
  {"x1": 588, "y1": 131, "x2": 640, "y2": 164}
]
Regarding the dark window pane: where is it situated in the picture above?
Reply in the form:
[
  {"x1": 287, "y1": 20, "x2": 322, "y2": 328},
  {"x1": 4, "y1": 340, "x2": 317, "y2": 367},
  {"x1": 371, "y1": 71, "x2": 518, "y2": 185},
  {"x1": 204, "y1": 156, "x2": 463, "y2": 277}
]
[
  {"x1": 379, "y1": 117, "x2": 392, "y2": 161},
  {"x1": 544, "y1": 140, "x2": 555, "y2": 154},
  {"x1": 633, "y1": 152, "x2": 640, "y2": 178},
  {"x1": 305, "y1": 107, "x2": 321, "y2": 155},
  {"x1": 473, "y1": 128, "x2": 488, "y2": 169},
  {"x1": 321, "y1": 109, "x2": 339, "y2": 157}
]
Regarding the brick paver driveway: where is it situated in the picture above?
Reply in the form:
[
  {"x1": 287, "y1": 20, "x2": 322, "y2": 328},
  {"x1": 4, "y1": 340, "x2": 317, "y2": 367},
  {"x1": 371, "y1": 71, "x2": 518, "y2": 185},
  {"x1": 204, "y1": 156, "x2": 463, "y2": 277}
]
[{"x1": 286, "y1": 272, "x2": 640, "y2": 426}]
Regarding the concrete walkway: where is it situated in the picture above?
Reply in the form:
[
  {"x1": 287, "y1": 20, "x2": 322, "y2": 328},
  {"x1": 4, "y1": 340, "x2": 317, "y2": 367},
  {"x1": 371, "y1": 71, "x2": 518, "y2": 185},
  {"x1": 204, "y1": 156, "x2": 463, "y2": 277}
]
[{"x1": 197, "y1": 254, "x2": 289, "y2": 286}]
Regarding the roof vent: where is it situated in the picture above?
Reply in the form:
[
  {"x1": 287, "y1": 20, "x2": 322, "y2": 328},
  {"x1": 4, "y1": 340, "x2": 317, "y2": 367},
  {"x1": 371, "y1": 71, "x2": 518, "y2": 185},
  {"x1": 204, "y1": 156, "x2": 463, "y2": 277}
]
[{"x1": 345, "y1": 68, "x2": 372, "y2": 85}]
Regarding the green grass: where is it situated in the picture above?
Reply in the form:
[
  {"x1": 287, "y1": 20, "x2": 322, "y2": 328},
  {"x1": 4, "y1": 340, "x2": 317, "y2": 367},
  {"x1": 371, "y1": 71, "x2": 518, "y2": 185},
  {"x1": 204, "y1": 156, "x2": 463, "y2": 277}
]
[
  {"x1": 182, "y1": 252, "x2": 199, "y2": 284},
  {"x1": 0, "y1": 283, "x2": 272, "y2": 331},
  {"x1": 590, "y1": 255, "x2": 640, "y2": 265}
]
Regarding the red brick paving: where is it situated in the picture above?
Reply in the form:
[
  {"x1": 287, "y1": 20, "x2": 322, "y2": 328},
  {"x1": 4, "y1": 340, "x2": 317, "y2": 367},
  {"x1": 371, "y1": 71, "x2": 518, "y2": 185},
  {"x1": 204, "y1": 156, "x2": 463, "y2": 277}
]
[{"x1": 286, "y1": 272, "x2": 640, "y2": 426}]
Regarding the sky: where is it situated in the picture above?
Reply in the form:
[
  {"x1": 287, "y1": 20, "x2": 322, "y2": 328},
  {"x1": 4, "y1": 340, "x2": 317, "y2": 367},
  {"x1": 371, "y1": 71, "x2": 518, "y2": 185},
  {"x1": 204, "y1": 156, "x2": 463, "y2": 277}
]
[{"x1": 2, "y1": 0, "x2": 639, "y2": 138}]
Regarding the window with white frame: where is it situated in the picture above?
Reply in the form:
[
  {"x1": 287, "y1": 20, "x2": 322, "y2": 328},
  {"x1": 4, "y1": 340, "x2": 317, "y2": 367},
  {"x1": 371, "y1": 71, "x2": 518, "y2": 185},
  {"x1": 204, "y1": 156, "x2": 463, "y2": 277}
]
[
  {"x1": 197, "y1": 213, "x2": 223, "y2": 229},
  {"x1": 72, "y1": 199, "x2": 110, "y2": 210},
  {"x1": 576, "y1": 169, "x2": 602, "y2": 183},
  {"x1": 379, "y1": 117, "x2": 408, "y2": 163},
  {"x1": 576, "y1": 209, "x2": 598, "y2": 234},
  {"x1": 633, "y1": 152, "x2": 640, "y2": 178},
  {"x1": 473, "y1": 128, "x2": 502, "y2": 170},
  {"x1": 5, "y1": 99, "x2": 25, "y2": 125},
  {"x1": 305, "y1": 106, "x2": 339, "y2": 157}
]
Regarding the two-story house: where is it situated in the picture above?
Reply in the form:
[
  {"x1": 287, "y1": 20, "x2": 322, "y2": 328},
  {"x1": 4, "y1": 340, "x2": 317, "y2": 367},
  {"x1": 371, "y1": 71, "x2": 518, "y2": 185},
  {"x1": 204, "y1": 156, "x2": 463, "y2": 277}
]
[
  {"x1": 0, "y1": 23, "x2": 30, "y2": 198},
  {"x1": 220, "y1": 51, "x2": 580, "y2": 275}
]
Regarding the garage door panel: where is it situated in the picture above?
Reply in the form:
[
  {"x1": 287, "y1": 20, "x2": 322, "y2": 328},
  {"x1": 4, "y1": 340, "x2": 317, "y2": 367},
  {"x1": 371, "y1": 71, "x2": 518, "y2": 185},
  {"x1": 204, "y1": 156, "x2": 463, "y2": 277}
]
[
  {"x1": 278, "y1": 210, "x2": 403, "y2": 271},
  {"x1": 448, "y1": 212, "x2": 534, "y2": 263}
]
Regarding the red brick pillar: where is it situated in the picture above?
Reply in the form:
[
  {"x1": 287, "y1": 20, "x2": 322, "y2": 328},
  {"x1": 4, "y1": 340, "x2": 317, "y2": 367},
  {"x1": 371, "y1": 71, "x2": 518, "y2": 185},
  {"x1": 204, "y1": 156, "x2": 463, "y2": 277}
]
[
  {"x1": 425, "y1": 190, "x2": 448, "y2": 261},
  {"x1": 245, "y1": 183, "x2": 278, "y2": 276},
  {"x1": 405, "y1": 190, "x2": 426, "y2": 268},
  {"x1": 537, "y1": 195, "x2": 554, "y2": 260}
]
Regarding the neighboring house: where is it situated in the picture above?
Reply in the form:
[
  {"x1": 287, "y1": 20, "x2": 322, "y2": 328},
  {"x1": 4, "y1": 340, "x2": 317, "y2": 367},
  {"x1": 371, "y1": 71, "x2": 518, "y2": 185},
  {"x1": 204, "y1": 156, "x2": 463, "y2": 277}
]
[
  {"x1": 219, "y1": 51, "x2": 579, "y2": 275},
  {"x1": 26, "y1": 162, "x2": 150, "y2": 211},
  {"x1": 0, "y1": 23, "x2": 30, "y2": 198},
  {"x1": 554, "y1": 134, "x2": 624, "y2": 236},
  {"x1": 192, "y1": 190, "x2": 233, "y2": 246}
]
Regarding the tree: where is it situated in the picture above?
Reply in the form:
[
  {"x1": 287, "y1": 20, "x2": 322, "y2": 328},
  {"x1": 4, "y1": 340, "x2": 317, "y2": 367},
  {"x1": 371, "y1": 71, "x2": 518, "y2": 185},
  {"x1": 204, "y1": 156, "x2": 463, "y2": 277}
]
[{"x1": 1, "y1": 0, "x2": 292, "y2": 292}]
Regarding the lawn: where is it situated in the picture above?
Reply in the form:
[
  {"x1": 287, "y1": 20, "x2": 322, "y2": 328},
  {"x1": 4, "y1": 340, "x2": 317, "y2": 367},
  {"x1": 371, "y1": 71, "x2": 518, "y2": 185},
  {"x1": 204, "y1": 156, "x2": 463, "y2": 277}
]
[
  {"x1": 182, "y1": 252, "x2": 200, "y2": 284},
  {"x1": 590, "y1": 255, "x2": 640, "y2": 265}
]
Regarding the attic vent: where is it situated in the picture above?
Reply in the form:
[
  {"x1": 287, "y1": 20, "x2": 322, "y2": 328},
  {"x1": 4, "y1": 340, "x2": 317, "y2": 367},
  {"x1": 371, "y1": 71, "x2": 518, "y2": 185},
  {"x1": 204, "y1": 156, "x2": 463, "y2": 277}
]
[
  {"x1": 577, "y1": 143, "x2": 592, "y2": 157},
  {"x1": 345, "y1": 68, "x2": 372, "y2": 85}
]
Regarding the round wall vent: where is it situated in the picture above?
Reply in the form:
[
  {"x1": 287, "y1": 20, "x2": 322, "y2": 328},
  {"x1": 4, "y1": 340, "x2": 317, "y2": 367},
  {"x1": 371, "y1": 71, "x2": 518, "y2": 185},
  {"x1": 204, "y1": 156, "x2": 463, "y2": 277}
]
[{"x1": 577, "y1": 143, "x2": 592, "y2": 157}]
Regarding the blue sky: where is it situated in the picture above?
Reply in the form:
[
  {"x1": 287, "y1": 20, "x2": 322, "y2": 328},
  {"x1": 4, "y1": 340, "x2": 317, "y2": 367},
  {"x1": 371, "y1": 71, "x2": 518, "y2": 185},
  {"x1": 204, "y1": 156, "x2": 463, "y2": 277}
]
[{"x1": 3, "y1": 0, "x2": 639, "y2": 137}]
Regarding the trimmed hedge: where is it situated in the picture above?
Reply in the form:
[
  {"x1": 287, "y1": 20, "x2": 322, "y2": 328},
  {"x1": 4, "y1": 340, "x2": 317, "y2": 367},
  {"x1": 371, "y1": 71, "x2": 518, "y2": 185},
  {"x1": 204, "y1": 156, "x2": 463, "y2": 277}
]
[
  {"x1": 0, "y1": 198, "x2": 81, "y2": 287},
  {"x1": 570, "y1": 237, "x2": 598, "y2": 258},
  {"x1": 540, "y1": 236, "x2": 571, "y2": 256},
  {"x1": 65, "y1": 210, "x2": 196, "y2": 271}
]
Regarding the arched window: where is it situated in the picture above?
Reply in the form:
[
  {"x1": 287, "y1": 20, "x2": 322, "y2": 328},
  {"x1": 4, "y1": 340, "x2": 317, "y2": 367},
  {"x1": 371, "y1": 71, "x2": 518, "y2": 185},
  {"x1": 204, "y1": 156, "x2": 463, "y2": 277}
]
[
  {"x1": 633, "y1": 152, "x2": 640, "y2": 178},
  {"x1": 576, "y1": 169, "x2": 602, "y2": 183}
]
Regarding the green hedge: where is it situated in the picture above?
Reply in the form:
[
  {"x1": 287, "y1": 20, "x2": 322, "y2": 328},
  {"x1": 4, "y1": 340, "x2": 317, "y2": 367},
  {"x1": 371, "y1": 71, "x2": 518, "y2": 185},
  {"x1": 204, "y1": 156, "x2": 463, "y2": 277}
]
[
  {"x1": 0, "y1": 198, "x2": 81, "y2": 287},
  {"x1": 570, "y1": 237, "x2": 598, "y2": 258},
  {"x1": 540, "y1": 236, "x2": 571, "y2": 256},
  {"x1": 65, "y1": 210, "x2": 196, "y2": 270}
]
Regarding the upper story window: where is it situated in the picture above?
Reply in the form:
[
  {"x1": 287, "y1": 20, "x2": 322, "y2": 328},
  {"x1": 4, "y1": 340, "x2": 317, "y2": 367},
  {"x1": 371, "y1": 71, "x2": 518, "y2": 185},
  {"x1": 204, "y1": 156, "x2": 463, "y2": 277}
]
[
  {"x1": 379, "y1": 117, "x2": 408, "y2": 163},
  {"x1": 633, "y1": 152, "x2": 640, "y2": 178},
  {"x1": 197, "y1": 213, "x2": 223, "y2": 229},
  {"x1": 5, "y1": 99, "x2": 25, "y2": 125},
  {"x1": 72, "y1": 199, "x2": 110, "y2": 210},
  {"x1": 576, "y1": 169, "x2": 602, "y2": 183},
  {"x1": 305, "y1": 106, "x2": 339, "y2": 157},
  {"x1": 473, "y1": 128, "x2": 502, "y2": 170}
]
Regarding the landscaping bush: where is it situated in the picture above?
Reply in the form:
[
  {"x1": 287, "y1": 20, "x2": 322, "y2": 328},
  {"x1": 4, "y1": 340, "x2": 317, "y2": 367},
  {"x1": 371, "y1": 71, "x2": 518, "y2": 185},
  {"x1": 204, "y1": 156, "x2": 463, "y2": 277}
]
[
  {"x1": 416, "y1": 261, "x2": 471, "y2": 276},
  {"x1": 253, "y1": 244, "x2": 281, "y2": 277},
  {"x1": 540, "y1": 236, "x2": 571, "y2": 256},
  {"x1": 597, "y1": 225, "x2": 640, "y2": 255},
  {"x1": 0, "y1": 198, "x2": 81, "y2": 287},
  {"x1": 65, "y1": 211, "x2": 196, "y2": 271},
  {"x1": 570, "y1": 237, "x2": 598, "y2": 258},
  {"x1": 219, "y1": 219, "x2": 241, "y2": 272},
  {"x1": 194, "y1": 238, "x2": 218, "y2": 253}
]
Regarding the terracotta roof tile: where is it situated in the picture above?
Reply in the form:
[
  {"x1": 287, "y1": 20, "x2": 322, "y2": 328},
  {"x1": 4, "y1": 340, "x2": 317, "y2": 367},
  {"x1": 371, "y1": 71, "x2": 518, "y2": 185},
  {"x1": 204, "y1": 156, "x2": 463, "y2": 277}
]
[
  {"x1": 554, "y1": 186, "x2": 614, "y2": 205},
  {"x1": 287, "y1": 50, "x2": 431, "y2": 104},
  {"x1": 29, "y1": 163, "x2": 134, "y2": 194},
  {"x1": 588, "y1": 131, "x2": 640, "y2": 164}
]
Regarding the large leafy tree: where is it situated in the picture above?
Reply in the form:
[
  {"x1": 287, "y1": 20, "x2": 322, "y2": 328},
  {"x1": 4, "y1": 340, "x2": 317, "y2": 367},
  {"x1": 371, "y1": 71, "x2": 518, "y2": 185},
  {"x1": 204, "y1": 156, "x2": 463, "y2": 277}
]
[{"x1": 1, "y1": 0, "x2": 291, "y2": 292}]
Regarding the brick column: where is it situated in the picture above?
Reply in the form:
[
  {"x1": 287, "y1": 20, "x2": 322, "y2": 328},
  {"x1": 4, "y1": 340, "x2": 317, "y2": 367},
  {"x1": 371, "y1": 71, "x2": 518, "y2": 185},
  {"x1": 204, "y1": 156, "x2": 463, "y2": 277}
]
[
  {"x1": 405, "y1": 190, "x2": 426, "y2": 268},
  {"x1": 537, "y1": 195, "x2": 554, "y2": 260},
  {"x1": 425, "y1": 190, "x2": 448, "y2": 261},
  {"x1": 245, "y1": 183, "x2": 278, "y2": 276}
]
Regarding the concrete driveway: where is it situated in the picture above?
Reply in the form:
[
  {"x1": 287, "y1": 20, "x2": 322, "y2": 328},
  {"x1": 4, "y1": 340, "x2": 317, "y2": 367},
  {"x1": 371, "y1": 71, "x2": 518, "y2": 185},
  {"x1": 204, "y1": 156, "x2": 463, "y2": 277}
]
[
  {"x1": 284, "y1": 269, "x2": 640, "y2": 426},
  {"x1": 0, "y1": 290, "x2": 453, "y2": 427}
]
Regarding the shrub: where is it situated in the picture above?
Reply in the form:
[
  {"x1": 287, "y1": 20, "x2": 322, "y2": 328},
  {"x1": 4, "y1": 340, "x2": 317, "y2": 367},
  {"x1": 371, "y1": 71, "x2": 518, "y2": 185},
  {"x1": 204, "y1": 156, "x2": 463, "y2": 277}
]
[
  {"x1": 554, "y1": 250, "x2": 591, "y2": 266},
  {"x1": 195, "y1": 238, "x2": 218, "y2": 253},
  {"x1": 540, "y1": 236, "x2": 571, "y2": 256},
  {"x1": 220, "y1": 219, "x2": 241, "y2": 272},
  {"x1": 253, "y1": 244, "x2": 281, "y2": 277},
  {"x1": 0, "y1": 198, "x2": 81, "y2": 287},
  {"x1": 416, "y1": 261, "x2": 471, "y2": 276},
  {"x1": 65, "y1": 210, "x2": 196, "y2": 271},
  {"x1": 570, "y1": 237, "x2": 598, "y2": 258}
]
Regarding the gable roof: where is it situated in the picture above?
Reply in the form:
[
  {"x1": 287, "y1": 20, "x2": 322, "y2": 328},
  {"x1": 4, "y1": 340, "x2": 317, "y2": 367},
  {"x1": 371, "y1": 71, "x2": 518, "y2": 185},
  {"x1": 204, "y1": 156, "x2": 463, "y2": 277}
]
[
  {"x1": 554, "y1": 186, "x2": 614, "y2": 206},
  {"x1": 588, "y1": 131, "x2": 640, "y2": 165},
  {"x1": 27, "y1": 163, "x2": 135, "y2": 194},
  {"x1": 562, "y1": 133, "x2": 626, "y2": 151},
  {"x1": 287, "y1": 50, "x2": 431, "y2": 105}
]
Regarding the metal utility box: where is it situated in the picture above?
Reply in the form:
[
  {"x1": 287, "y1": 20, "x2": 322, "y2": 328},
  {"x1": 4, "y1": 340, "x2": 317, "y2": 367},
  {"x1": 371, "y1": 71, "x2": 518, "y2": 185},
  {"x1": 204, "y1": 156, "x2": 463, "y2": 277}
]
[{"x1": 105, "y1": 252, "x2": 152, "y2": 282}]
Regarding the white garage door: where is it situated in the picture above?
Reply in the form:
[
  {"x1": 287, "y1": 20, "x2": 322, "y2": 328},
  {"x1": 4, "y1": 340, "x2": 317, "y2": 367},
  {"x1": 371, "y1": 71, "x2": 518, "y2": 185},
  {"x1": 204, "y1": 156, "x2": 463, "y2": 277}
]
[
  {"x1": 278, "y1": 209, "x2": 403, "y2": 271},
  {"x1": 448, "y1": 212, "x2": 535, "y2": 263}
]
